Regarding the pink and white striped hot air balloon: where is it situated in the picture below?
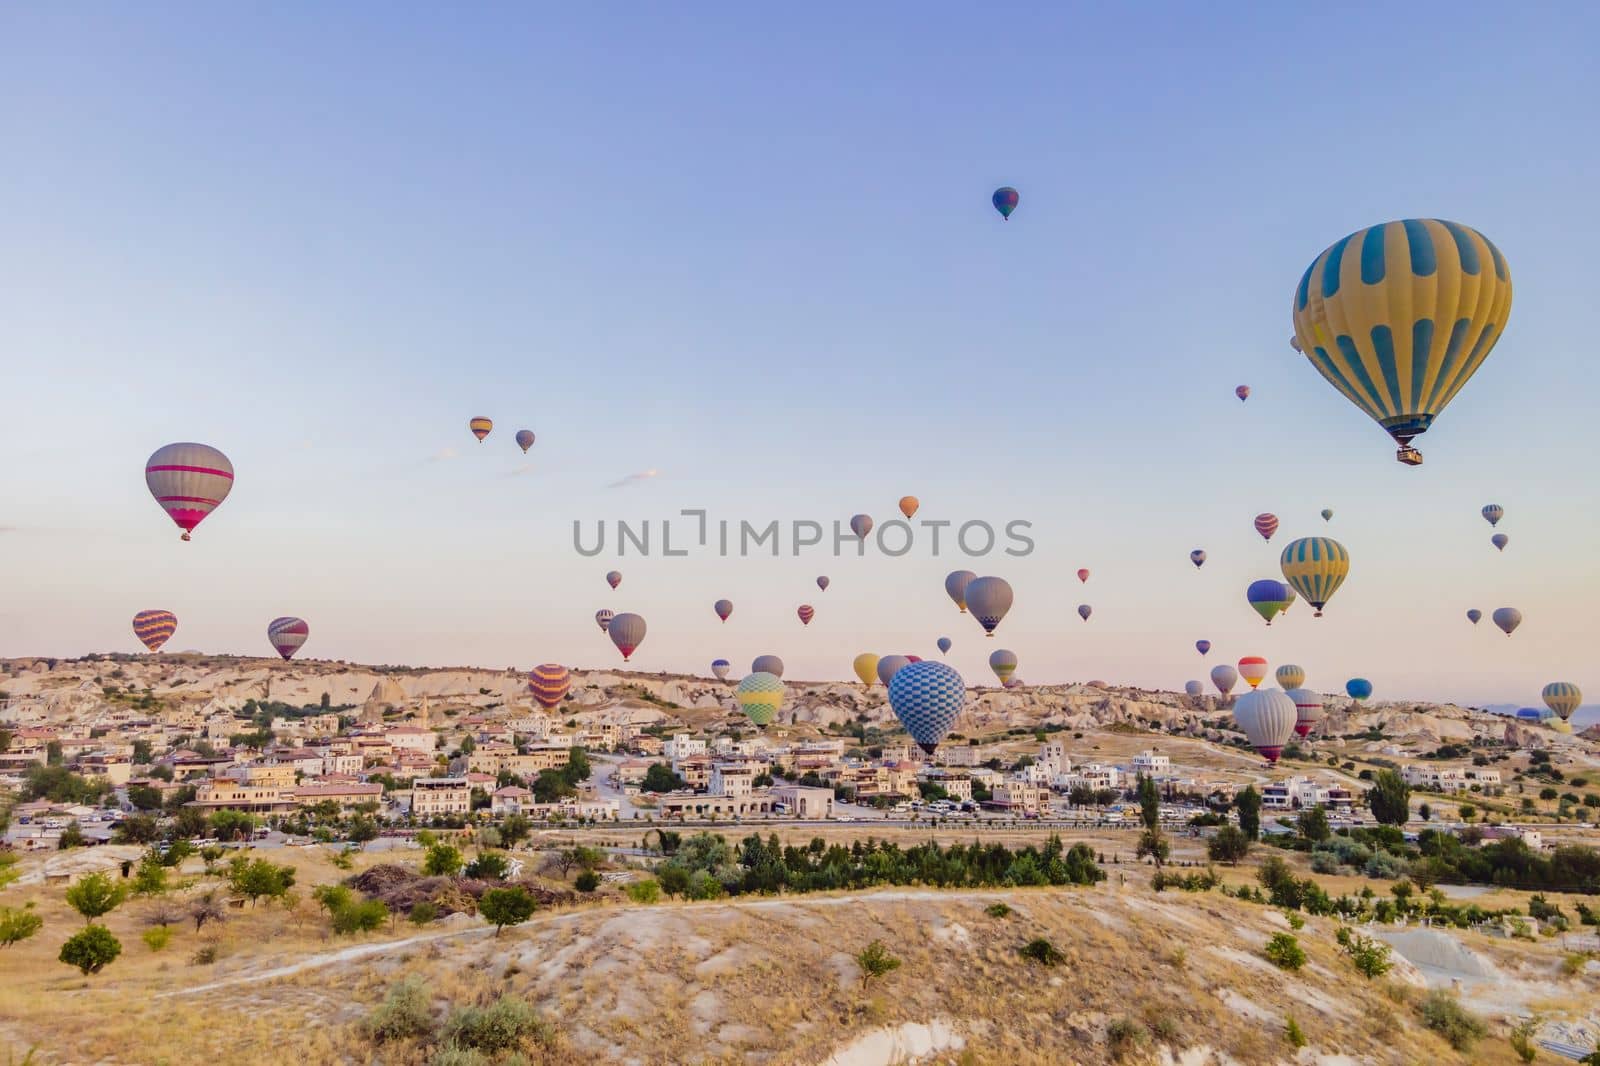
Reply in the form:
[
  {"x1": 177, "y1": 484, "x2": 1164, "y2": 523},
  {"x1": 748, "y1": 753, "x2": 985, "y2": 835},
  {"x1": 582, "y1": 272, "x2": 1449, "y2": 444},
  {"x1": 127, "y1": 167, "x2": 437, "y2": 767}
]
[
  {"x1": 797, "y1": 604, "x2": 815, "y2": 626},
  {"x1": 267, "y1": 617, "x2": 309, "y2": 660},
  {"x1": 1253, "y1": 513, "x2": 1279, "y2": 541},
  {"x1": 145, "y1": 443, "x2": 234, "y2": 541}
]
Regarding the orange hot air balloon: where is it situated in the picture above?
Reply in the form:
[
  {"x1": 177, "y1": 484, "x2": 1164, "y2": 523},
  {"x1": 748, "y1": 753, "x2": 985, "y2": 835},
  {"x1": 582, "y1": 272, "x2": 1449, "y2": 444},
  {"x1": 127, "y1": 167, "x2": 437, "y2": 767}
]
[
  {"x1": 469, "y1": 417, "x2": 493, "y2": 442},
  {"x1": 1237, "y1": 656, "x2": 1269, "y2": 689},
  {"x1": 898, "y1": 496, "x2": 919, "y2": 519}
]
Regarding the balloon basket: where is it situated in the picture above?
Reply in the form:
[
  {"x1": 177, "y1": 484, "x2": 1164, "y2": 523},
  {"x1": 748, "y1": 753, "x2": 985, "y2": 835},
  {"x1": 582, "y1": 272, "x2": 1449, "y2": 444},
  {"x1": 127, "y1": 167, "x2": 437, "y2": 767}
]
[{"x1": 1396, "y1": 446, "x2": 1423, "y2": 466}]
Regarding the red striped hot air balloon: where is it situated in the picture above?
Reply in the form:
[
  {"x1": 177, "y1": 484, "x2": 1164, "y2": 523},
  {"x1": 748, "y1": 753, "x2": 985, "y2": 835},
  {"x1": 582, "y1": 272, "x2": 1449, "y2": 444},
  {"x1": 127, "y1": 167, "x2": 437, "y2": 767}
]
[
  {"x1": 1237, "y1": 656, "x2": 1268, "y2": 689},
  {"x1": 1253, "y1": 513, "x2": 1279, "y2": 541},
  {"x1": 797, "y1": 604, "x2": 815, "y2": 626},
  {"x1": 267, "y1": 617, "x2": 309, "y2": 660},
  {"x1": 469, "y1": 417, "x2": 493, "y2": 442},
  {"x1": 132, "y1": 610, "x2": 177, "y2": 653},
  {"x1": 528, "y1": 664, "x2": 572, "y2": 709},
  {"x1": 145, "y1": 443, "x2": 234, "y2": 541}
]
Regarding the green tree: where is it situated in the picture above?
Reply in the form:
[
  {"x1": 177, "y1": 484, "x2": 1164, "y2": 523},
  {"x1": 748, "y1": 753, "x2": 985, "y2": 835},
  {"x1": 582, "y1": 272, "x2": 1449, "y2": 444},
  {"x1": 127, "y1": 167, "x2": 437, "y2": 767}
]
[
  {"x1": 575, "y1": 870, "x2": 601, "y2": 892},
  {"x1": 499, "y1": 813, "x2": 532, "y2": 848},
  {"x1": 126, "y1": 784, "x2": 164, "y2": 811},
  {"x1": 57, "y1": 822, "x2": 86, "y2": 850},
  {"x1": 65, "y1": 872, "x2": 126, "y2": 924},
  {"x1": 59, "y1": 924, "x2": 122, "y2": 975},
  {"x1": 113, "y1": 814, "x2": 161, "y2": 845},
  {"x1": 1136, "y1": 828, "x2": 1170, "y2": 870},
  {"x1": 0, "y1": 904, "x2": 43, "y2": 948},
  {"x1": 479, "y1": 886, "x2": 536, "y2": 936},
  {"x1": 1207, "y1": 825, "x2": 1252, "y2": 865},
  {"x1": 227, "y1": 857, "x2": 296, "y2": 906},
  {"x1": 1368, "y1": 770, "x2": 1412, "y2": 826},
  {"x1": 1236, "y1": 787, "x2": 1262, "y2": 840},
  {"x1": 465, "y1": 851, "x2": 510, "y2": 880},
  {"x1": 1265, "y1": 932, "x2": 1306, "y2": 971},
  {"x1": 423, "y1": 842, "x2": 464, "y2": 877},
  {"x1": 1136, "y1": 772, "x2": 1161, "y2": 832},
  {"x1": 331, "y1": 899, "x2": 389, "y2": 935},
  {"x1": 855, "y1": 939, "x2": 901, "y2": 988},
  {"x1": 131, "y1": 853, "x2": 169, "y2": 896},
  {"x1": 657, "y1": 864, "x2": 690, "y2": 898},
  {"x1": 1297, "y1": 804, "x2": 1331, "y2": 843},
  {"x1": 207, "y1": 808, "x2": 257, "y2": 841},
  {"x1": 346, "y1": 816, "x2": 380, "y2": 847},
  {"x1": 641, "y1": 763, "x2": 684, "y2": 792}
]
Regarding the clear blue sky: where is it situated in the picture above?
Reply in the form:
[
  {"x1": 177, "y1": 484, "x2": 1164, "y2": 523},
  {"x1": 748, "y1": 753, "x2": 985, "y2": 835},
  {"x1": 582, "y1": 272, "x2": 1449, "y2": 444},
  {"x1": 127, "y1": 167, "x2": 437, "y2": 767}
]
[{"x1": 2, "y1": 5, "x2": 1596, "y2": 706}]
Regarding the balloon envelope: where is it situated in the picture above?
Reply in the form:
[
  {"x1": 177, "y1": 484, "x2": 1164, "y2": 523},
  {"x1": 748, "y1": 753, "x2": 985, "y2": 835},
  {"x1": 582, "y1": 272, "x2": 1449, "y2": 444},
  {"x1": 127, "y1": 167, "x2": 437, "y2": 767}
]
[
  {"x1": 714, "y1": 599, "x2": 733, "y2": 622},
  {"x1": 1321, "y1": 509, "x2": 1334, "y2": 522},
  {"x1": 608, "y1": 613, "x2": 646, "y2": 660},
  {"x1": 1247, "y1": 579, "x2": 1293, "y2": 625},
  {"x1": 1077, "y1": 604, "x2": 1092, "y2": 621},
  {"x1": 1184, "y1": 680, "x2": 1204, "y2": 697},
  {"x1": 1279, "y1": 537, "x2": 1350, "y2": 615},
  {"x1": 988, "y1": 648, "x2": 1018, "y2": 684},
  {"x1": 1234, "y1": 688, "x2": 1297, "y2": 763},
  {"x1": 1237, "y1": 656, "x2": 1268, "y2": 689},
  {"x1": 991, "y1": 186, "x2": 1018, "y2": 219},
  {"x1": 1482, "y1": 504, "x2": 1504, "y2": 526},
  {"x1": 469, "y1": 417, "x2": 493, "y2": 441},
  {"x1": 606, "y1": 570, "x2": 622, "y2": 589},
  {"x1": 877, "y1": 654, "x2": 911, "y2": 686},
  {"x1": 515, "y1": 429, "x2": 535, "y2": 453},
  {"x1": 1190, "y1": 550, "x2": 1206, "y2": 568},
  {"x1": 1346, "y1": 678, "x2": 1373, "y2": 701},
  {"x1": 528, "y1": 664, "x2": 572, "y2": 709},
  {"x1": 1292, "y1": 219, "x2": 1512, "y2": 465},
  {"x1": 595, "y1": 609, "x2": 613, "y2": 632},
  {"x1": 853, "y1": 653, "x2": 880, "y2": 686},
  {"x1": 850, "y1": 514, "x2": 873, "y2": 540},
  {"x1": 817, "y1": 576, "x2": 830, "y2": 591},
  {"x1": 1253, "y1": 513, "x2": 1279, "y2": 541},
  {"x1": 146, "y1": 442, "x2": 234, "y2": 541},
  {"x1": 797, "y1": 605, "x2": 814, "y2": 626},
  {"x1": 1196, "y1": 640, "x2": 1212, "y2": 656},
  {"x1": 1076, "y1": 569, "x2": 1090, "y2": 583},
  {"x1": 1491, "y1": 533, "x2": 1508, "y2": 552},
  {"x1": 899, "y1": 496, "x2": 919, "y2": 519},
  {"x1": 1492, "y1": 607, "x2": 1522, "y2": 636},
  {"x1": 1542, "y1": 682, "x2": 1581, "y2": 721},
  {"x1": 964, "y1": 576, "x2": 1013, "y2": 636},
  {"x1": 936, "y1": 636, "x2": 952, "y2": 655},
  {"x1": 1276, "y1": 664, "x2": 1306, "y2": 690},
  {"x1": 1287, "y1": 687, "x2": 1325, "y2": 737},
  {"x1": 1236, "y1": 385, "x2": 1251, "y2": 402},
  {"x1": 736, "y1": 672, "x2": 785, "y2": 727},
  {"x1": 945, "y1": 570, "x2": 976, "y2": 613},
  {"x1": 711, "y1": 659, "x2": 731, "y2": 681},
  {"x1": 1210, "y1": 664, "x2": 1238, "y2": 695},
  {"x1": 888, "y1": 660, "x2": 966, "y2": 754},
  {"x1": 752, "y1": 654, "x2": 785, "y2": 678},
  {"x1": 267, "y1": 617, "x2": 309, "y2": 660},
  {"x1": 1466, "y1": 609, "x2": 1482, "y2": 625},
  {"x1": 132, "y1": 610, "x2": 177, "y2": 653}
]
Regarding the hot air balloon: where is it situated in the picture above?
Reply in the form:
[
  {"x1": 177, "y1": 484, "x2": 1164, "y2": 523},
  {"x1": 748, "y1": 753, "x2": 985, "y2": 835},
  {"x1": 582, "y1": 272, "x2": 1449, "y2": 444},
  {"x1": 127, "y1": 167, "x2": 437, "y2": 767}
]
[
  {"x1": 145, "y1": 443, "x2": 234, "y2": 541},
  {"x1": 1190, "y1": 550, "x2": 1206, "y2": 568},
  {"x1": 850, "y1": 514, "x2": 873, "y2": 540},
  {"x1": 1287, "y1": 688, "x2": 1325, "y2": 737},
  {"x1": 515, "y1": 430, "x2": 535, "y2": 453},
  {"x1": 1466, "y1": 609, "x2": 1482, "y2": 625},
  {"x1": 1292, "y1": 219, "x2": 1512, "y2": 466},
  {"x1": 606, "y1": 570, "x2": 622, "y2": 590},
  {"x1": 267, "y1": 617, "x2": 309, "y2": 660},
  {"x1": 877, "y1": 654, "x2": 911, "y2": 686},
  {"x1": 609, "y1": 613, "x2": 646, "y2": 660},
  {"x1": 797, "y1": 604, "x2": 815, "y2": 626},
  {"x1": 888, "y1": 660, "x2": 966, "y2": 754},
  {"x1": 1491, "y1": 533, "x2": 1508, "y2": 552},
  {"x1": 1184, "y1": 680, "x2": 1204, "y2": 698},
  {"x1": 899, "y1": 496, "x2": 919, "y2": 519},
  {"x1": 1482, "y1": 504, "x2": 1504, "y2": 527},
  {"x1": 132, "y1": 610, "x2": 177, "y2": 653},
  {"x1": 1542, "y1": 682, "x2": 1581, "y2": 721},
  {"x1": 1196, "y1": 640, "x2": 1212, "y2": 656},
  {"x1": 1236, "y1": 385, "x2": 1251, "y2": 402},
  {"x1": 1492, "y1": 607, "x2": 1522, "y2": 636},
  {"x1": 736, "y1": 672, "x2": 785, "y2": 727},
  {"x1": 937, "y1": 636, "x2": 952, "y2": 655},
  {"x1": 528, "y1": 664, "x2": 572, "y2": 709},
  {"x1": 964, "y1": 576, "x2": 1013, "y2": 637},
  {"x1": 752, "y1": 654, "x2": 784, "y2": 678},
  {"x1": 1076, "y1": 569, "x2": 1090, "y2": 583},
  {"x1": 905, "y1": 655, "x2": 923, "y2": 664},
  {"x1": 1211, "y1": 664, "x2": 1238, "y2": 696},
  {"x1": 1253, "y1": 513, "x2": 1279, "y2": 541},
  {"x1": 1003, "y1": 678, "x2": 1023, "y2": 689},
  {"x1": 1276, "y1": 664, "x2": 1306, "y2": 690},
  {"x1": 1321, "y1": 509, "x2": 1334, "y2": 522},
  {"x1": 1077, "y1": 604, "x2": 1092, "y2": 622},
  {"x1": 1291, "y1": 335, "x2": 1303, "y2": 353},
  {"x1": 714, "y1": 599, "x2": 733, "y2": 623},
  {"x1": 1246, "y1": 579, "x2": 1293, "y2": 625},
  {"x1": 469, "y1": 417, "x2": 493, "y2": 442},
  {"x1": 853, "y1": 653, "x2": 880, "y2": 686},
  {"x1": 1279, "y1": 537, "x2": 1349, "y2": 617},
  {"x1": 1345, "y1": 678, "x2": 1372, "y2": 701},
  {"x1": 991, "y1": 187, "x2": 1018, "y2": 220},
  {"x1": 595, "y1": 609, "x2": 613, "y2": 632},
  {"x1": 988, "y1": 649, "x2": 1018, "y2": 685},
  {"x1": 1234, "y1": 688, "x2": 1297, "y2": 763},
  {"x1": 817, "y1": 576, "x2": 830, "y2": 591},
  {"x1": 945, "y1": 570, "x2": 976, "y2": 613},
  {"x1": 1238, "y1": 656, "x2": 1268, "y2": 689},
  {"x1": 711, "y1": 659, "x2": 731, "y2": 682}
]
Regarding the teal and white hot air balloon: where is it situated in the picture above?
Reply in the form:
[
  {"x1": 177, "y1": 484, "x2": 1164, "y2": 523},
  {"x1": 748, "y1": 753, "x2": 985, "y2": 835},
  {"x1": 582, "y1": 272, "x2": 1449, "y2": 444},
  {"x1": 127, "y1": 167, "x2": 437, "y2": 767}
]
[
  {"x1": 1542, "y1": 682, "x2": 1580, "y2": 721},
  {"x1": 888, "y1": 660, "x2": 966, "y2": 755}
]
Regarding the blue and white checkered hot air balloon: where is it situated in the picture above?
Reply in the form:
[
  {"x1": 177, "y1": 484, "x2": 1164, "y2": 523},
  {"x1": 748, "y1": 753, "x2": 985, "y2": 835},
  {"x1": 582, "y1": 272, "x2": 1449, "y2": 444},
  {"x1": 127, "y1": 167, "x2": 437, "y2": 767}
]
[{"x1": 888, "y1": 660, "x2": 966, "y2": 755}]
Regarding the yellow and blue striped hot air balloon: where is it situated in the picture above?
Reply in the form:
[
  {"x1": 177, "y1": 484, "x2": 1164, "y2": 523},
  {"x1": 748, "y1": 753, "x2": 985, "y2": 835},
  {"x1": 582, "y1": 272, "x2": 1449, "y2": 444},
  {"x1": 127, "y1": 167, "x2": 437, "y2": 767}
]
[
  {"x1": 736, "y1": 672, "x2": 785, "y2": 727},
  {"x1": 1292, "y1": 219, "x2": 1512, "y2": 466},
  {"x1": 1542, "y1": 682, "x2": 1581, "y2": 722},
  {"x1": 1279, "y1": 537, "x2": 1350, "y2": 617}
]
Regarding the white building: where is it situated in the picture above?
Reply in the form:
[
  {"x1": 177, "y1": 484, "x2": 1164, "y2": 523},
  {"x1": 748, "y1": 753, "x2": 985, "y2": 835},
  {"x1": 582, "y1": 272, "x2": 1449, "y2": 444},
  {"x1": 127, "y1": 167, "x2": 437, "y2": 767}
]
[
  {"x1": 1131, "y1": 750, "x2": 1171, "y2": 775},
  {"x1": 664, "y1": 734, "x2": 707, "y2": 761},
  {"x1": 410, "y1": 776, "x2": 471, "y2": 818},
  {"x1": 709, "y1": 761, "x2": 757, "y2": 798},
  {"x1": 384, "y1": 727, "x2": 437, "y2": 755},
  {"x1": 1063, "y1": 763, "x2": 1121, "y2": 792},
  {"x1": 1037, "y1": 740, "x2": 1070, "y2": 773},
  {"x1": 1260, "y1": 775, "x2": 1357, "y2": 813},
  {"x1": 937, "y1": 744, "x2": 985, "y2": 768}
]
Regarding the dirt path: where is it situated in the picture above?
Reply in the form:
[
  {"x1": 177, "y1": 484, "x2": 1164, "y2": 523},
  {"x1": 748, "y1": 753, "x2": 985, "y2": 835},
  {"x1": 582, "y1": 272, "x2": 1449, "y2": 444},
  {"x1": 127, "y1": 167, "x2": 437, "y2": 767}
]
[{"x1": 161, "y1": 888, "x2": 1033, "y2": 998}]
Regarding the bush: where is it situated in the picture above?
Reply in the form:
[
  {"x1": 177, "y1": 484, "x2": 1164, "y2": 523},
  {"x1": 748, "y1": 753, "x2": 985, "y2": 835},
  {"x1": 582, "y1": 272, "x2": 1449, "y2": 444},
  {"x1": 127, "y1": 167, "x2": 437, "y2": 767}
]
[
  {"x1": 855, "y1": 940, "x2": 901, "y2": 987},
  {"x1": 364, "y1": 976, "x2": 435, "y2": 1044},
  {"x1": 1285, "y1": 1015, "x2": 1307, "y2": 1049},
  {"x1": 0, "y1": 904, "x2": 43, "y2": 948},
  {"x1": 1341, "y1": 929, "x2": 1393, "y2": 979},
  {"x1": 190, "y1": 943, "x2": 219, "y2": 965},
  {"x1": 463, "y1": 851, "x2": 509, "y2": 881},
  {"x1": 331, "y1": 899, "x2": 389, "y2": 935},
  {"x1": 423, "y1": 843, "x2": 464, "y2": 877},
  {"x1": 1145, "y1": 1009, "x2": 1181, "y2": 1043},
  {"x1": 1106, "y1": 1017, "x2": 1148, "y2": 1059},
  {"x1": 440, "y1": 996, "x2": 551, "y2": 1054},
  {"x1": 985, "y1": 902, "x2": 1012, "y2": 918},
  {"x1": 65, "y1": 872, "x2": 126, "y2": 923},
  {"x1": 1018, "y1": 938, "x2": 1065, "y2": 966},
  {"x1": 1265, "y1": 933, "x2": 1306, "y2": 971},
  {"x1": 1207, "y1": 825, "x2": 1252, "y2": 864},
  {"x1": 59, "y1": 925, "x2": 122, "y2": 975},
  {"x1": 141, "y1": 926, "x2": 174, "y2": 952},
  {"x1": 1510, "y1": 1016, "x2": 1541, "y2": 1063},
  {"x1": 409, "y1": 901, "x2": 438, "y2": 926},
  {"x1": 574, "y1": 870, "x2": 601, "y2": 893},
  {"x1": 479, "y1": 887, "x2": 536, "y2": 935},
  {"x1": 624, "y1": 879, "x2": 660, "y2": 904},
  {"x1": 1418, "y1": 989, "x2": 1486, "y2": 1052}
]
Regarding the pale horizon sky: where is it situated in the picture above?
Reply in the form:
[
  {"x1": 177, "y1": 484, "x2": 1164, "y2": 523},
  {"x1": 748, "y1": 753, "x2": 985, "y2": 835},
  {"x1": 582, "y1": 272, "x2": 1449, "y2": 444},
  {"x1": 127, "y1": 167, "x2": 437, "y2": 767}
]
[{"x1": 2, "y1": 5, "x2": 1597, "y2": 707}]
